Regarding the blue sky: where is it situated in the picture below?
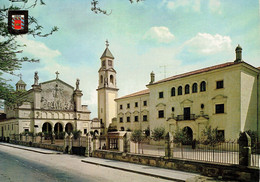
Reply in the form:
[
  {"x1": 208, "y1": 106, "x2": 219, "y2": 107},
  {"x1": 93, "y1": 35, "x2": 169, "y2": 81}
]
[{"x1": 2, "y1": 0, "x2": 260, "y2": 117}]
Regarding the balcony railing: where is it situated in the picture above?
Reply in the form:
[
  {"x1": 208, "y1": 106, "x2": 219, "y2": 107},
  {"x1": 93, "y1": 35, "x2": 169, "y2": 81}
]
[{"x1": 176, "y1": 114, "x2": 196, "y2": 121}]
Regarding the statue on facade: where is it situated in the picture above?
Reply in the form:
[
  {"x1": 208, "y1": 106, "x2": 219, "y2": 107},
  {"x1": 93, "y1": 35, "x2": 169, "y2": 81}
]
[
  {"x1": 34, "y1": 71, "x2": 39, "y2": 85},
  {"x1": 76, "y1": 78, "x2": 80, "y2": 90}
]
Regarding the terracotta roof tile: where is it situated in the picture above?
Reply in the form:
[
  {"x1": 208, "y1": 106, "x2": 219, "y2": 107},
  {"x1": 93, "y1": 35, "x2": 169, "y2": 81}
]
[
  {"x1": 115, "y1": 89, "x2": 150, "y2": 100},
  {"x1": 152, "y1": 62, "x2": 236, "y2": 85}
]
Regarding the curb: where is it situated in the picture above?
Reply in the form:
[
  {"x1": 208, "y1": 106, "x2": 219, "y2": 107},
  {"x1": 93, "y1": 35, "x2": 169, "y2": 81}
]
[
  {"x1": 0, "y1": 143, "x2": 62, "y2": 155},
  {"x1": 81, "y1": 159, "x2": 185, "y2": 182}
]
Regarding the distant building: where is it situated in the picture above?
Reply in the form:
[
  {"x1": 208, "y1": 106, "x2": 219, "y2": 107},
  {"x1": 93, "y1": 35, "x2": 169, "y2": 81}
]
[
  {"x1": 0, "y1": 72, "x2": 97, "y2": 138},
  {"x1": 114, "y1": 45, "x2": 260, "y2": 141}
]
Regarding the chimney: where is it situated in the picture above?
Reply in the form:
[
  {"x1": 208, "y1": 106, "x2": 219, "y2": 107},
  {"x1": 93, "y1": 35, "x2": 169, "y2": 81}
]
[
  {"x1": 150, "y1": 71, "x2": 155, "y2": 84},
  {"x1": 235, "y1": 44, "x2": 242, "y2": 63}
]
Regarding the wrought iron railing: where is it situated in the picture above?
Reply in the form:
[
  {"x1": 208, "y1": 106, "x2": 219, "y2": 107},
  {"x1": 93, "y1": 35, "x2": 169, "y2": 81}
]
[{"x1": 176, "y1": 114, "x2": 196, "y2": 121}]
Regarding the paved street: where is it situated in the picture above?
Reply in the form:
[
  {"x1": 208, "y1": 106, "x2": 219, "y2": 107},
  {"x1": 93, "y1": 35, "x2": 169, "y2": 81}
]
[{"x1": 0, "y1": 144, "x2": 181, "y2": 182}]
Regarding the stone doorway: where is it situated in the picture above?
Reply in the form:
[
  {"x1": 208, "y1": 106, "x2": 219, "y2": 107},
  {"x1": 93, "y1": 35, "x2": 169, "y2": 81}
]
[{"x1": 183, "y1": 126, "x2": 193, "y2": 145}]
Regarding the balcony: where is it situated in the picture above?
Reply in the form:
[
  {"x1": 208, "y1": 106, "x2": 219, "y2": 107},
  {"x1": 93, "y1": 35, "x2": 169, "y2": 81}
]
[{"x1": 176, "y1": 114, "x2": 196, "y2": 121}]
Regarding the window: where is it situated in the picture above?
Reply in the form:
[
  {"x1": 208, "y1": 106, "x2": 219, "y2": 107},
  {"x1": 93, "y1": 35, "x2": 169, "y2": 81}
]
[
  {"x1": 185, "y1": 84, "x2": 190, "y2": 94},
  {"x1": 200, "y1": 81, "x2": 206, "y2": 92},
  {"x1": 127, "y1": 103, "x2": 130, "y2": 108},
  {"x1": 100, "y1": 75, "x2": 103, "y2": 83},
  {"x1": 121, "y1": 127, "x2": 125, "y2": 131},
  {"x1": 120, "y1": 105, "x2": 123, "y2": 109},
  {"x1": 108, "y1": 60, "x2": 112, "y2": 66},
  {"x1": 84, "y1": 129, "x2": 87, "y2": 134},
  {"x1": 216, "y1": 80, "x2": 224, "y2": 89},
  {"x1": 109, "y1": 138, "x2": 118, "y2": 149},
  {"x1": 143, "y1": 115, "x2": 147, "y2": 121},
  {"x1": 102, "y1": 60, "x2": 105, "y2": 67},
  {"x1": 171, "y1": 87, "x2": 175, "y2": 96},
  {"x1": 192, "y1": 83, "x2": 197, "y2": 93},
  {"x1": 215, "y1": 104, "x2": 224, "y2": 114},
  {"x1": 110, "y1": 75, "x2": 114, "y2": 84},
  {"x1": 12, "y1": 124, "x2": 13, "y2": 130},
  {"x1": 135, "y1": 102, "x2": 138, "y2": 107},
  {"x1": 24, "y1": 129, "x2": 29, "y2": 132},
  {"x1": 171, "y1": 107, "x2": 175, "y2": 112},
  {"x1": 127, "y1": 116, "x2": 130, "y2": 122},
  {"x1": 119, "y1": 117, "x2": 123, "y2": 123},
  {"x1": 134, "y1": 116, "x2": 139, "y2": 122},
  {"x1": 143, "y1": 100, "x2": 147, "y2": 106},
  {"x1": 217, "y1": 130, "x2": 225, "y2": 142},
  {"x1": 178, "y1": 86, "x2": 182, "y2": 95},
  {"x1": 159, "y1": 92, "x2": 164, "y2": 98},
  {"x1": 158, "y1": 110, "x2": 164, "y2": 118}
]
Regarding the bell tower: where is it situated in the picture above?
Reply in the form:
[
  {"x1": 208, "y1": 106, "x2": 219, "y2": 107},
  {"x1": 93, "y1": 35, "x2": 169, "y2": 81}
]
[{"x1": 97, "y1": 40, "x2": 119, "y2": 135}]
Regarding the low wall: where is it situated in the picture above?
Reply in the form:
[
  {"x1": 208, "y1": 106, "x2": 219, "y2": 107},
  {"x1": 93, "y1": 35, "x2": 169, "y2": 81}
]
[
  {"x1": 93, "y1": 150, "x2": 259, "y2": 182},
  {"x1": 9, "y1": 140, "x2": 64, "y2": 152}
]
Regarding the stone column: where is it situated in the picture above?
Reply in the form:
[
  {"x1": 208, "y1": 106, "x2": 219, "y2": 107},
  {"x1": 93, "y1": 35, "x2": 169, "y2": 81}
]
[
  {"x1": 165, "y1": 132, "x2": 172, "y2": 158},
  {"x1": 63, "y1": 133, "x2": 68, "y2": 153},
  {"x1": 239, "y1": 132, "x2": 251, "y2": 166},
  {"x1": 68, "y1": 134, "x2": 73, "y2": 154}
]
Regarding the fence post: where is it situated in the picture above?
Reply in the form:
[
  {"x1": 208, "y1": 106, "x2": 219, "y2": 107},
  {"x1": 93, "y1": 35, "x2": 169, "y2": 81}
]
[
  {"x1": 239, "y1": 132, "x2": 251, "y2": 166},
  {"x1": 165, "y1": 132, "x2": 172, "y2": 158},
  {"x1": 63, "y1": 133, "x2": 68, "y2": 153},
  {"x1": 85, "y1": 134, "x2": 89, "y2": 157},
  {"x1": 51, "y1": 133, "x2": 55, "y2": 144},
  {"x1": 68, "y1": 134, "x2": 73, "y2": 154}
]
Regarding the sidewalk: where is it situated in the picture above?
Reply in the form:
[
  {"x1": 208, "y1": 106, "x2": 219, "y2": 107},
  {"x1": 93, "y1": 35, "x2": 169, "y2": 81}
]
[
  {"x1": 0, "y1": 142, "x2": 62, "y2": 154},
  {"x1": 82, "y1": 157, "x2": 201, "y2": 182}
]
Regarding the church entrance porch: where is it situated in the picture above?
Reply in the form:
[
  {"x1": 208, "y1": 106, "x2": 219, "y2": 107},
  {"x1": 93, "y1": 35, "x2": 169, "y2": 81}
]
[
  {"x1": 42, "y1": 122, "x2": 52, "y2": 140},
  {"x1": 65, "y1": 123, "x2": 73, "y2": 134},
  {"x1": 54, "y1": 123, "x2": 63, "y2": 139}
]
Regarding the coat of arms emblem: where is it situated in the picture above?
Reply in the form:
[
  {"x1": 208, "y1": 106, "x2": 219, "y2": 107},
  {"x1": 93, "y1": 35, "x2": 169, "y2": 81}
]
[{"x1": 8, "y1": 10, "x2": 28, "y2": 35}]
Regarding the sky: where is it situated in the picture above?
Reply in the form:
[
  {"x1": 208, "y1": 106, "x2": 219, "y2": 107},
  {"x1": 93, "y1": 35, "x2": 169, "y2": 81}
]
[{"x1": 1, "y1": 0, "x2": 260, "y2": 117}]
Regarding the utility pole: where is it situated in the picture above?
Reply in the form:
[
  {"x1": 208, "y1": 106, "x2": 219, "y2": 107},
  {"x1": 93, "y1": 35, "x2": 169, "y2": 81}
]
[{"x1": 160, "y1": 65, "x2": 167, "y2": 79}]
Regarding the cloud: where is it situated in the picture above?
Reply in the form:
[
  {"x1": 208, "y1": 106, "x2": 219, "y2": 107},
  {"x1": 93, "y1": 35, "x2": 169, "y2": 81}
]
[
  {"x1": 184, "y1": 33, "x2": 232, "y2": 54},
  {"x1": 209, "y1": 0, "x2": 221, "y2": 14},
  {"x1": 166, "y1": 0, "x2": 201, "y2": 12},
  {"x1": 143, "y1": 26, "x2": 175, "y2": 43},
  {"x1": 16, "y1": 36, "x2": 61, "y2": 59}
]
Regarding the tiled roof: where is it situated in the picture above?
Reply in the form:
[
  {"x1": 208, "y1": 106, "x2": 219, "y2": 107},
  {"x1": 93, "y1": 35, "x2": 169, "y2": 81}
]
[
  {"x1": 115, "y1": 89, "x2": 150, "y2": 100},
  {"x1": 151, "y1": 62, "x2": 237, "y2": 85},
  {"x1": 100, "y1": 48, "x2": 114, "y2": 59},
  {"x1": 257, "y1": 67, "x2": 260, "y2": 70}
]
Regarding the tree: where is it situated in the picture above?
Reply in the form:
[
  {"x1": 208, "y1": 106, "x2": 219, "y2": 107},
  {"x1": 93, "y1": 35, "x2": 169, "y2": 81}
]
[
  {"x1": 130, "y1": 129, "x2": 143, "y2": 153},
  {"x1": 151, "y1": 127, "x2": 165, "y2": 142},
  {"x1": 201, "y1": 125, "x2": 223, "y2": 146},
  {"x1": 0, "y1": 0, "x2": 58, "y2": 108}
]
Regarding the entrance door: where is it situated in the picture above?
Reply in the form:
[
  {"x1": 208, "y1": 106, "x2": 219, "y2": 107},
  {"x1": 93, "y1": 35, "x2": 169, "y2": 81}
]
[
  {"x1": 183, "y1": 126, "x2": 193, "y2": 145},
  {"x1": 184, "y1": 107, "x2": 190, "y2": 120}
]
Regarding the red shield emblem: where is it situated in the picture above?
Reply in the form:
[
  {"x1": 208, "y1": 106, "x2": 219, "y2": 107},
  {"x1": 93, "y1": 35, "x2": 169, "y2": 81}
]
[{"x1": 8, "y1": 10, "x2": 28, "y2": 35}]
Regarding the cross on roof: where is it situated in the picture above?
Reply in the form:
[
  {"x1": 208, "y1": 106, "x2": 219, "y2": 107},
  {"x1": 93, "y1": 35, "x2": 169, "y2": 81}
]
[
  {"x1": 55, "y1": 71, "x2": 59, "y2": 79},
  {"x1": 106, "y1": 39, "x2": 109, "y2": 48}
]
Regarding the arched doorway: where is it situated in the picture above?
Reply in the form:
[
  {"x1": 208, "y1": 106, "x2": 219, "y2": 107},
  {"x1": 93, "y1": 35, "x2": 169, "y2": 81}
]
[
  {"x1": 183, "y1": 126, "x2": 193, "y2": 145},
  {"x1": 65, "y1": 123, "x2": 73, "y2": 134},
  {"x1": 42, "y1": 122, "x2": 52, "y2": 133},
  {"x1": 54, "y1": 123, "x2": 63, "y2": 139}
]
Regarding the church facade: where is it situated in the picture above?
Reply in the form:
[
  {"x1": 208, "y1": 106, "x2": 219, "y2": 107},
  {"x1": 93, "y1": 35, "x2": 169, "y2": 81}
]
[
  {"x1": 0, "y1": 72, "x2": 93, "y2": 138},
  {"x1": 113, "y1": 45, "x2": 260, "y2": 141}
]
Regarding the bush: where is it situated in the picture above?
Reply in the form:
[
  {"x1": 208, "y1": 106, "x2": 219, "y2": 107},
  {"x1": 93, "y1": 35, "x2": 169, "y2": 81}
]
[
  {"x1": 202, "y1": 126, "x2": 223, "y2": 146},
  {"x1": 173, "y1": 127, "x2": 189, "y2": 144},
  {"x1": 72, "y1": 130, "x2": 82, "y2": 139},
  {"x1": 151, "y1": 127, "x2": 165, "y2": 141}
]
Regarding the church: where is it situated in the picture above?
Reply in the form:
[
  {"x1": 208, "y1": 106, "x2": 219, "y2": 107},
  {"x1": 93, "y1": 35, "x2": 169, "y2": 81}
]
[
  {"x1": 97, "y1": 44, "x2": 260, "y2": 145},
  {"x1": 0, "y1": 71, "x2": 94, "y2": 138}
]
